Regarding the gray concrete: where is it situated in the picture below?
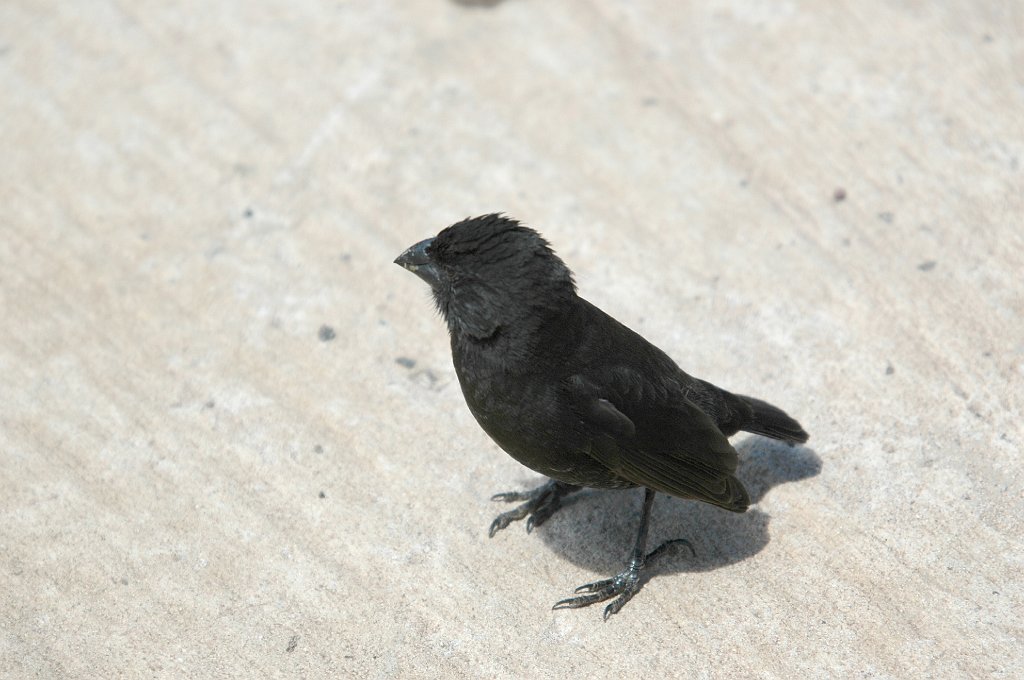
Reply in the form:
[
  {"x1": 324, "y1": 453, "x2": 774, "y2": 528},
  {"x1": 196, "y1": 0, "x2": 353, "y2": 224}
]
[{"x1": 1, "y1": 1, "x2": 1021, "y2": 677}]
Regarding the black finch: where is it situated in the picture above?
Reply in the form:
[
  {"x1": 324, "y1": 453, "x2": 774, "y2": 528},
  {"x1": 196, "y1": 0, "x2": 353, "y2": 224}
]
[{"x1": 395, "y1": 214, "x2": 808, "y2": 619}]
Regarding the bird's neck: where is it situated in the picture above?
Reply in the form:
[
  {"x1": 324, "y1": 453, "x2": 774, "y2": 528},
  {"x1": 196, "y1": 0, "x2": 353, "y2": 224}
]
[{"x1": 450, "y1": 296, "x2": 585, "y2": 376}]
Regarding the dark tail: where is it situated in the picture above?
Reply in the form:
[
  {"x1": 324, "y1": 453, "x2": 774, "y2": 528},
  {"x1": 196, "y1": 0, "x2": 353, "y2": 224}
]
[{"x1": 737, "y1": 395, "x2": 809, "y2": 444}]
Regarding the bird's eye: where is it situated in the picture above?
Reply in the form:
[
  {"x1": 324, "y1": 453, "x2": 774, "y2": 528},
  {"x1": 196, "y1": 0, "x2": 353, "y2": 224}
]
[{"x1": 429, "y1": 240, "x2": 450, "y2": 262}]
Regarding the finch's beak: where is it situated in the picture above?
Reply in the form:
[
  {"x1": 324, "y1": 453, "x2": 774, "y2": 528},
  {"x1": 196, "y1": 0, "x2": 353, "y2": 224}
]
[{"x1": 394, "y1": 237, "x2": 441, "y2": 288}]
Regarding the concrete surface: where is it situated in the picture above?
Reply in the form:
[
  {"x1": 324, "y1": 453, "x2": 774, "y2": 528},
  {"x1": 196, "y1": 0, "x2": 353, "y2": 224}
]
[{"x1": 1, "y1": 1, "x2": 1021, "y2": 677}]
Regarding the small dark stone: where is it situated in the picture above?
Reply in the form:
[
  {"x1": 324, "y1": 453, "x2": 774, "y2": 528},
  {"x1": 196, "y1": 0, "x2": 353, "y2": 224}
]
[
  {"x1": 885, "y1": 363, "x2": 895, "y2": 375},
  {"x1": 243, "y1": 208, "x2": 254, "y2": 218},
  {"x1": 395, "y1": 357, "x2": 416, "y2": 369},
  {"x1": 203, "y1": 400, "x2": 215, "y2": 409},
  {"x1": 286, "y1": 635, "x2": 299, "y2": 653},
  {"x1": 318, "y1": 325, "x2": 336, "y2": 341},
  {"x1": 314, "y1": 444, "x2": 324, "y2": 454},
  {"x1": 318, "y1": 490, "x2": 326, "y2": 499},
  {"x1": 917, "y1": 260, "x2": 937, "y2": 272},
  {"x1": 833, "y1": 187, "x2": 846, "y2": 202},
  {"x1": 451, "y1": 0, "x2": 506, "y2": 6}
]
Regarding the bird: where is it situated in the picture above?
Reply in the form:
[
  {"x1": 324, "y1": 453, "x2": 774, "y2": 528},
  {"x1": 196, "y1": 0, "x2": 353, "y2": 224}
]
[{"x1": 394, "y1": 214, "x2": 808, "y2": 619}]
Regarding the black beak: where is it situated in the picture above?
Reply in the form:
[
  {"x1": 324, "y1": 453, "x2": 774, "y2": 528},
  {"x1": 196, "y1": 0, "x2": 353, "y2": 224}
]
[{"x1": 394, "y1": 237, "x2": 441, "y2": 288}]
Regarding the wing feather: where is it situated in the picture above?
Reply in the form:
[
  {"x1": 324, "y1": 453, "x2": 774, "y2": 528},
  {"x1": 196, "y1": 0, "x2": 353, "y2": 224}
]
[{"x1": 569, "y1": 370, "x2": 749, "y2": 512}]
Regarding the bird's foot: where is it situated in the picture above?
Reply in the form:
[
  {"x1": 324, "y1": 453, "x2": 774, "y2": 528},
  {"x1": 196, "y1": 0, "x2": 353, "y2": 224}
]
[
  {"x1": 488, "y1": 480, "x2": 580, "y2": 537},
  {"x1": 552, "y1": 538, "x2": 694, "y2": 619}
]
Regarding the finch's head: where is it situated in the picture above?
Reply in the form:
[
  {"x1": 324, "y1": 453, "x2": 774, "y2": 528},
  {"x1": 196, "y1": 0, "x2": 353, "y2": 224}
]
[{"x1": 394, "y1": 214, "x2": 576, "y2": 340}]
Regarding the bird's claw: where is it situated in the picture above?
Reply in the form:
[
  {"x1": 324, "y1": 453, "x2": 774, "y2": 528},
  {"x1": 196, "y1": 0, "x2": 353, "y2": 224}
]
[
  {"x1": 553, "y1": 566, "x2": 641, "y2": 619},
  {"x1": 487, "y1": 496, "x2": 543, "y2": 537},
  {"x1": 487, "y1": 480, "x2": 578, "y2": 537},
  {"x1": 573, "y1": 577, "x2": 616, "y2": 594},
  {"x1": 490, "y1": 491, "x2": 532, "y2": 503},
  {"x1": 552, "y1": 539, "x2": 694, "y2": 619},
  {"x1": 487, "y1": 513, "x2": 517, "y2": 538}
]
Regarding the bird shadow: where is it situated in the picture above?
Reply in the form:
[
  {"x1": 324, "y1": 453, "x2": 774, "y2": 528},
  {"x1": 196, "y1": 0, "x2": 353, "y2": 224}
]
[{"x1": 496, "y1": 437, "x2": 821, "y2": 577}]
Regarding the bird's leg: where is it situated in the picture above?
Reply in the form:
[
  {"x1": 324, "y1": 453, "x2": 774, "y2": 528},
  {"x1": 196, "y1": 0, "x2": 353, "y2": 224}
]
[
  {"x1": 488, "y1": 479, "x2": 581, "y2": 537},
  {"x1": 553, "y1": 488, "x2": 694, "y2": 620}
]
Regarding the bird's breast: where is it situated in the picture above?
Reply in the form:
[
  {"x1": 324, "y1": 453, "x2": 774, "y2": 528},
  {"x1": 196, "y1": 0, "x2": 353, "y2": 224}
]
[
  {"x1": 450, "y1": 349, "x2": 636, "y2": 489},
  {"x1": 453, "y1": 353, "x2": 575, "y2": 458}
]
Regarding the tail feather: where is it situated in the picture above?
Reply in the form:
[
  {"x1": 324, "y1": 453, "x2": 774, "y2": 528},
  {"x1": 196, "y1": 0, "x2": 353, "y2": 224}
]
[{"x1": 738, "y1": 395, "x2": 809, "y2": 444}]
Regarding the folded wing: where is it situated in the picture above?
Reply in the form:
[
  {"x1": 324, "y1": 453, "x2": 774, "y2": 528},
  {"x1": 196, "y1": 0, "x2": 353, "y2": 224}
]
[{"x1": 569, "y1": 370, "x2": 750, "y2": 512}]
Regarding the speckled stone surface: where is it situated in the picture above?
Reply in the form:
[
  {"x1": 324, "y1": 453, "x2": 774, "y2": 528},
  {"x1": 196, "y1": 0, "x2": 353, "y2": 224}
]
[{"x1": 1, "y1": 2, "x2": 1021, "y2": 677}]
